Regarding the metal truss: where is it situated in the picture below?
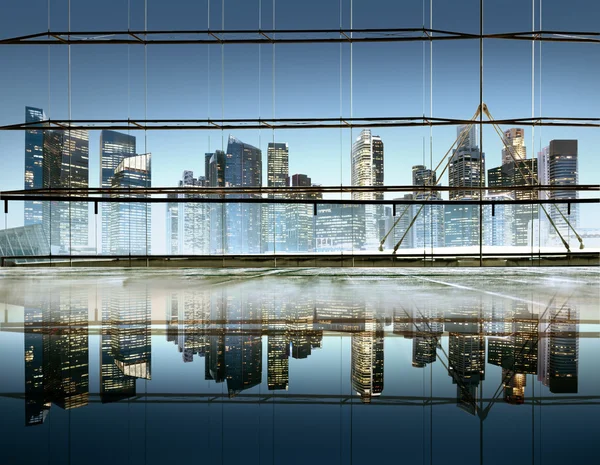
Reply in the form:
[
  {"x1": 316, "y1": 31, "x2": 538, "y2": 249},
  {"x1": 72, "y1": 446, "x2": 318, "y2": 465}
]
[
  {"x1": 1, "y1": 28, "x2": 599, "y2": 46},
  {"x1": 2, "y1": 116, "x2": 600, "y2": 131}
]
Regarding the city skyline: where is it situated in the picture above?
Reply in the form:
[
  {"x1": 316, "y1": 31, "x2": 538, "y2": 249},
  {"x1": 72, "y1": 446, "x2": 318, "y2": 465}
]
[{"x1": 6, "y1": 114, "x2": 593, "y2": 254}]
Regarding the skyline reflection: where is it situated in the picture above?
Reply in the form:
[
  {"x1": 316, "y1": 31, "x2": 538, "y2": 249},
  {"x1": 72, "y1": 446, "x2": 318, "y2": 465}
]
[{"x1": 0, "y1": 268, "x2": 597, "y2": 465}]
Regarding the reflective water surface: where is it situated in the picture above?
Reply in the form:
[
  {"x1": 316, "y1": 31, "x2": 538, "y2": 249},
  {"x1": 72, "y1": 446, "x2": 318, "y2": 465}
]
[{"x1": 0, "y1": 267, "x2": 598, "y2": 465}]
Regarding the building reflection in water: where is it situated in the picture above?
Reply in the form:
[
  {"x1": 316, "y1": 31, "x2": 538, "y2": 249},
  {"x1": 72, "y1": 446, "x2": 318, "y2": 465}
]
[
  {"x1": 24, "y1": 287, "x2": 89, "y2": 426},
  {"x1": 19, "y1": 280, "x2": 584, "y2": 426},
  {"x1": 101, "y1": 285, "x2": 151, "y2": 403}
]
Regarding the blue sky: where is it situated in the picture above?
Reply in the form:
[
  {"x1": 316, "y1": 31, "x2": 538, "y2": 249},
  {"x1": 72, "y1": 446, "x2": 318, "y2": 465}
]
[{"x1": 0, "y1": 0, "x2": 599, "y2": 241}]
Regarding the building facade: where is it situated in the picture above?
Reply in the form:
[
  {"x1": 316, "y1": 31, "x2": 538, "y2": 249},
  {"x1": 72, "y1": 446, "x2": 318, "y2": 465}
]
[
  {"x1": 109, "y1": 154, "x2": 151, "y2": 255},
  {"x1": 351, "y1": 130, "x2": 384, "y2": 248}
]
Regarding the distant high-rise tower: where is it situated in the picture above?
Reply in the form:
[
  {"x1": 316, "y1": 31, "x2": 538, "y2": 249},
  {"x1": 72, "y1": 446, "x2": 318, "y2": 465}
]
[
  {"x1": 224, "y1": 135, "x2": 262, "y2": 254},
  {"x1": 548, "y1": 140, "x2": 579, "y2": 238},
  {"x1": 537, "y1": 146, "x2": 550, "y2": 200},
  {"x1": 286, "y1": 174, "x2": 319, "y2": 252},
  {"x1": 449, "y1": 126, "x2": 485, "y2": 200},
  {"x1": 100, "y1": 131, "x2": 136, "y2": 253},
  {"x1": 457, "y1": 124, "x2": 478, "y2": 151},
  {"x1": 166, "y1": 171, "x2": 209, "y2": 255},
  {"x1": 263, "y1": 143, "x2": 289, "y2": 252},
  {"x1": 501, "y1": 128, "x2": 526, "y2": 166},
  {"x1": 411, "y1": 165, "x2": 443, "y2": 248},
  {"x1": 24, "y1": 106, "x2": 46, "y2": 226},
  {"x1": 351, "y1": 130, "x2": 384, "y2": 247},
  {"x1": 42, "y1": 129, "x2": 89, "y2": 253},
  {"x1": 446, "y1": 126, "x2": 484, "y2": 247},
  {"x1": 206, "y1": 150, "x2": 226, "y2": 253},
  {"x1": 109, "y1": 154, "x2": 151, "y2": 255}
]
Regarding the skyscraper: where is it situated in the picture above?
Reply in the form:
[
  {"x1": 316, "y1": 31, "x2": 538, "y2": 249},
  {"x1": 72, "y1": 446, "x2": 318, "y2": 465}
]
[
  {"x1": 263, "y1": 142, "x2": 289, "y2": 252},
  {"x1": 449, "y1": 127, "x2": 485, "y2": 200},
  {"x1": 224, "y1": 135, "x2": 262, "y2": 254},
  {"x1": 411, "y1": 165, "x2": 444, "y2": 248},
  {"x1": 109, "y1": 154, "x2": 151, "y2": 255},
  {"x1": 537, "y1": 146, "x2": 550, "y2": 200},
  {"x1": 315, "y1": 204, "x2": 365, "y2": 251},
  {"x1": 100, "y1": 131, "x2": 136, "y2": 253},
  {"x1": 501, "y1": 128, "x2": 526, "y2": 166},
  {"x1": 351, "y1": 130, "x2": 384, "y2": 248},
  {"x1": 446, "y1": 126, "x2": 484, "y2": 247},
  {"x1": 207, "y1": 150, "x2": 226, "y2": 253},
  {"x1": 286, "y1": 173, "x2": 319, "y2": 252},
  {"x1": 548, "y1": 140, "x2": 579, "y2": 239},
  {"x1": 166, "y1": 171, "x2": 210, "y2": 254},
  {"x1": 24, "y1": 106, "x2": 46, "y2": 226},
  {"x1": 42, "y1": 129, "x2": 89, "y2": 253}
]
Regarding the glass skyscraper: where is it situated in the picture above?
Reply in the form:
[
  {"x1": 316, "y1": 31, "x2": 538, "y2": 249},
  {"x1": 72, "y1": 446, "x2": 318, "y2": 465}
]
[
  {"x1": 100, "y1": 130, "x2": 136, "y2": 253},
  {"x1": 108, "y1": 153, "x2": 151, "y2": 255},
  {"x1": 41, "y1": 129, "x2": 89, "y2": 253},
  {"x1": 166, "y1": 170, "x2": 210, "y2": 254},
  {"x1": 263, "y1": 142, "x2": 289, "y2": 252},
  {"x1": 548, "y1": 140, "x2": 579, "y2": 241},
  {"x1": 224, "y1": 135, "x2": 262, "y2": 254},
  {"x1": 351, "y1": 129, "x2": 384, "y2": 248},
  {"x1": 24, "y1": 106, "x2": 45, "y2": 226}
]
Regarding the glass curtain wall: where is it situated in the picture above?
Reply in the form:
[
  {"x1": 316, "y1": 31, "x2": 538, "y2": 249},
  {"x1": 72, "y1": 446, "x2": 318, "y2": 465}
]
[{"x1": 0, "y1": 0, "x2": 598, "y2": 264}]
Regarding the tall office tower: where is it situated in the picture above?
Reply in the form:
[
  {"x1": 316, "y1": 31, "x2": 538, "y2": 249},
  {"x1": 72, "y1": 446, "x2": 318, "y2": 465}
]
[
  {"x1": 101, "y1": 286, "x2": 152, "y2": 402},
  {"x1": 286, "y1": 174, "x2": 319, "y2": 252},
  {"x1": 41, "y1": 129, "x2": 89, "y2": 253},
  {"x1": 411, "y1": 165, "x2": 444, "y2": 248},
  {"x1": 548, "y1": 140, "x2": 579, "y2": 239},
  {"x1": 224, "y1": 135, "x2": 262, "y2": 254},
  {"x1": 483, "y1": 193, "x2": 514, "y2": 246},
  {"x1": 100, "y1": 131, "x2": 136, "y2": 253},
  {"x1": 263, "y1": 142, "x2": 289, "y2": 252},
  {"x1": 351, "y1": 311, "x2": 384, "y2": 403},
  {"x1": 206, "y1": 150, "x2": 226, "y2": 253},
  {"x1": 538, "y1": 306, "x2": 578, "y2": 394},
  {"x1": 457, "y1": 124, "x2": 478, "y2": 150},
  {"x1": 315, "y1": 204, "x2": 365, "y2": 251},
  {"x1": 351, "y1": 130, "x2": 384, "y2": 248},
  {"x1": 487, "y1": 156, "x2": 539, "y2": 246},
  {"x1": 166, "y1": 171, "x2": 210, "y2": 255},
  {"x1": 449, "y1": 144, "x2": 485, "y2": 200},
  {"x1": 446, "y1": 127, "x2": 484, "y2": 247},
  {"x1": 24, "y1": 107, "x2": 46, "y2": 226},
  {"x1": 501, "y1": 128, "x2": 526, "y2": 166},
  {"x1": 384, "y1": 195, "x2": 414, "y2": 250},
  {"x1": 537, "y1": 146, "x2": 550, "y2": 200},
  {"x1": 109, "y1": 154, "x2": 151, "y2": 255}
]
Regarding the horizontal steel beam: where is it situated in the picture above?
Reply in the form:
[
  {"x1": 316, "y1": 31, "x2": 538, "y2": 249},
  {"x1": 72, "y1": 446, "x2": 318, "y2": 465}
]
[
  {"x1": 1, "y1": 28, "x2": 599, "y2": 45},
  {"x1": 4, "y1": 184, "x2": 596, "y2": 196},
  {"x1": 0, "y1": 195, "x2": 596, "y2": 205},
  {"x1": 3, "y1": 116, "x2": 600, "y2": 130}
]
